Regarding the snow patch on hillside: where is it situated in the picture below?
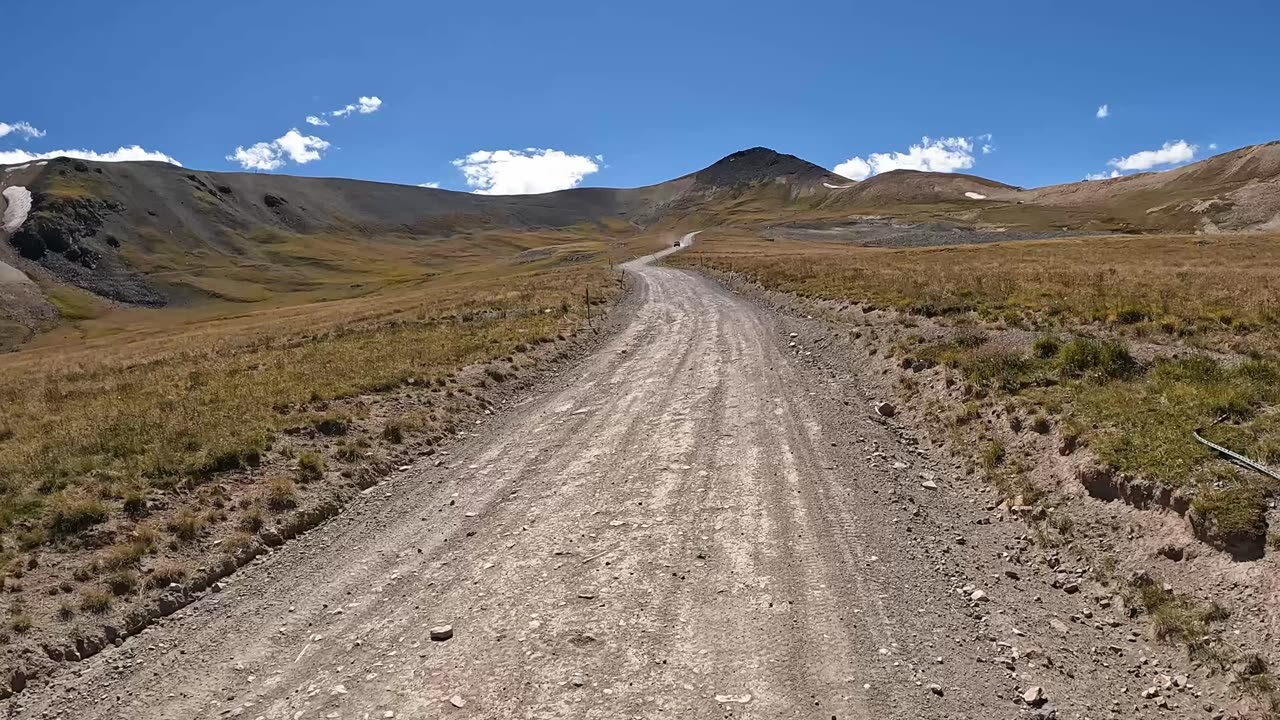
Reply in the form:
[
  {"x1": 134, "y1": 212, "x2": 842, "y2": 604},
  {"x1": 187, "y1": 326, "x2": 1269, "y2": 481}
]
[{"x1": 3, "y1": 185, "x2": 32, "y2": 233}]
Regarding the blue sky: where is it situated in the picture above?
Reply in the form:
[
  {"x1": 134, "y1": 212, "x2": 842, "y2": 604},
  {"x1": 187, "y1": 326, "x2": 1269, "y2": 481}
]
[{"x1": 3, "y1": 0, "x2": 1279, "y2": 193}]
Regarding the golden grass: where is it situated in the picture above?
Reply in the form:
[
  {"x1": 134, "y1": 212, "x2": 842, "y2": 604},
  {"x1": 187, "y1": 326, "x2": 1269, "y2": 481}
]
[
  {"x1": 675, "y1": 231, "x2": 1280, "y2": 353},
  {"x1": 0, "y1": 241, "x2": 622, "y2": 540}
]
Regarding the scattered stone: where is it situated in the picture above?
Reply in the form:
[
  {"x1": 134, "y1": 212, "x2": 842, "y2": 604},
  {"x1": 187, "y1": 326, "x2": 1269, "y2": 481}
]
[
  {"x1": 970, "y1": 590, "x2": 989, "y2": 603},
  {"x1": 1049, "y1": 619, "x2": 1069, "y2": 633},
  {"x1": 1022, "y1": 686, "x2": 1047, "y2": 707},
  {"x1": 570, "y1": 675, "x2": 586, "y2": 688},
  {"x1": 430, "y1": 625, "x2": 454, "y2": 642},
  {"x1": 449, "y1": 695, "x2": 467, "y2": 708},
  {"x1": 1141, "y1": 686, "x2": 1161, "y2": 699},
  {"x1": 714, "y1": 693, "x2": 752, "y2": 704},
  {"x1": 928, "y1": 683, "x2": 944, "y2": 696},
  {"x1": 921, "y1": 480, "x2": 939, "y2": 490},
  {"x1": 875, "y1": 402, "x2": 896, "y2": 418}
]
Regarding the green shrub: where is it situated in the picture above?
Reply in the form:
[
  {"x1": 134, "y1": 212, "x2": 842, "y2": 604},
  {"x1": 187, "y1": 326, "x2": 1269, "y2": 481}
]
[
  {"x1": 80, "y1": 590, "x2": 112, "y2": 614},
  {"x1": 9, "y1": 613, "x2": 32, "y2": 633},
  {"x1": 1112, "y1": 306, "x2": 1149, "y2": 324},
  {"x1": 981, "y1": 440, "x2": 1006, "y2": 473},
  {"x1": 47, "y1": 495, "x2": 109, "y2": 537},
  {"x1": 167, "y1": 509, "x2": 207, "y2": 542},
  {"x1": 312, "y1": 414, "x2": 350, "y2": 436},
  {"x1": 1057, "y1": 339, "x2": 1138, "y2": 381},
  {"x1": 147, "y1": 561, "x2": 188, "y2": 589},
  {"x1": 105, "y1": 570, "x2": 139, "y2": 595},
  {"x1": 265, "y1": 477, "x2": 298, "y2": 512},
  {"x1": 335, "y1": 438, "x2": 368, "y2": 463},
  {"x1": 239, "y1": 506, "x2": 265, "y2": 532},
  {"x1": 1031, "y1": 335, "x2": 1061, "y2": 359},
  {"x1": 122, "y1": 492, "x2": 149, "y2": 519},
  {"x1": 382, "y1": 420, "x2": 406, "y2": 444},
  {"x1": 297, "y1": 452, "x2": 325, "y2": 482}
]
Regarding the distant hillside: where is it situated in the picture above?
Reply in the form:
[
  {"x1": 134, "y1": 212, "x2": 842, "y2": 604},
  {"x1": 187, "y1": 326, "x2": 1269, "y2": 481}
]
[
  {"x1": 3, "y1": 140, "x2": 1280, "y2": 349},
  {"x1": 0, "y1": 148, "x2": 844, "y2": 315},
  {"x1": 1006, "y1": 141, "x2": 1280, "y2": 233},
  {"x1": 827, "y1": 169, "x2": 1018, "y2": 206},
  {"x1": 814, "y1": 142, "x2": 1280, "y2": 233}
]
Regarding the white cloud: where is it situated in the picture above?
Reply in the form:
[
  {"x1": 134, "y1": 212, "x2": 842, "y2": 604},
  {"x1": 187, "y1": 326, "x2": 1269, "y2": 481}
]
[
  {"x1": 417, "y1": 181, "x2": 441, "y2": 188},
  {"x1": 274, "y1": 129, "x2": 330, "y2": 164},
  {"x1": 1107, "y1": 140, "x2": 1197, "y2": 171},
  {"x1": 832, "y1": 156, "x2": 872, "y2": 181},
  {"x1": 1096, "y1": 104, "x2": 1110, "y2": 119},
  {"x1": 981, "y1": 144, "x2": 994, "y2": 155},
  {"x1": 452, "y1": 148, "x2": 601, "y2": 195},
  {"x1": 331, "y1": 95, "x2": 383, "y2": 118},
  {"x1": 1085, "y1": 169, "x2": 1121, "y2": 181},
  {"x1": 0, "y1": 145, "x2": 181, "y2": 166},
  {"x1": 0, "y1": 121, "x2": 45, "y2": 140},
  {"x1": 227, "y1": 142, "x2": 284, "y2": 171},
  {"x1": 305, "y1": 115, "x2": 329, "y2": 127},
  {"x1": 226, "y1": 128, "x2": 330, "y2": 171},
  {"x1": 1209, "y1": 143, "x2": 1218, "y2": 150},
  {"x1": 833, "y1": 135, "x2": 982, "y2": 181}
]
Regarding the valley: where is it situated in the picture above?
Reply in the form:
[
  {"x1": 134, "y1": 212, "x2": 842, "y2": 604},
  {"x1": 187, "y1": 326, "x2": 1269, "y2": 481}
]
[{"x1": 3, "y1": 143, "x2": 1280, "y2": 717}]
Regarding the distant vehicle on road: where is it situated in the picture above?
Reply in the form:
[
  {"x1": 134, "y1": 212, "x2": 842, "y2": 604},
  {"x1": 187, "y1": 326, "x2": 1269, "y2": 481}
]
[{"x1": 673, "y1": 240, "x2": 681, "y2": 247}]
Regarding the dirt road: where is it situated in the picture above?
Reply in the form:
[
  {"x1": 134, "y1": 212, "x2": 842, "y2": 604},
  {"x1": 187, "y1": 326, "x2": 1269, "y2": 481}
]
[{"x1": 13, "y1": 237, "x2": 1093, "y2": 719}]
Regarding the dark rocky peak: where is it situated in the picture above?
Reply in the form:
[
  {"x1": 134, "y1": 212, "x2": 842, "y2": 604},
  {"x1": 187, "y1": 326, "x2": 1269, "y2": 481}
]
[{"x1": 692, "y1": 147, "x2": 839, "y2": 188}]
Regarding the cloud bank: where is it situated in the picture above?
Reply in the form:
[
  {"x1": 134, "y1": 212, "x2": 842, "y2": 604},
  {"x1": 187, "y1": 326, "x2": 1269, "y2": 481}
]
[
  {"x1": 1108, "y1": 140, "x2": 1197, "y2": 171},
  {"x1": 0, "y1": 145, "x2": 180, "y2": 166},
  {"x1": 452, "y1": 148, "x2": 600, "y2": 195},
  {"x1": 227, "y1": 128, "x2": 331, "y2": 171},
  {"x1": 834, "y1": 135, "x2": 985, "y2": 181}
]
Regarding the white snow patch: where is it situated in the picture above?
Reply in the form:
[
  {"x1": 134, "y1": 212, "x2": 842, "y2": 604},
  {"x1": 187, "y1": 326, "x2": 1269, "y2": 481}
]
[
  {"x1": 964, "y1": 191, "x2": 987, "y2": 200},
  {"x1": 823, "y1": 182, "x2": 858, "y2": 189},
  {"x1": 3, "y1": 161, "x2": 47, "y2": 174},
  {"x1": 3, "y1": 185, "x2": 33, "y2": 233}
]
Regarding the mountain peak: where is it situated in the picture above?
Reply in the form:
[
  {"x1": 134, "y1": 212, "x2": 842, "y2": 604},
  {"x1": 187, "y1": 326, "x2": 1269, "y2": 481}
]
[{"x1": 692, "y1": 147, "x2": 840, "y2": 188}]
